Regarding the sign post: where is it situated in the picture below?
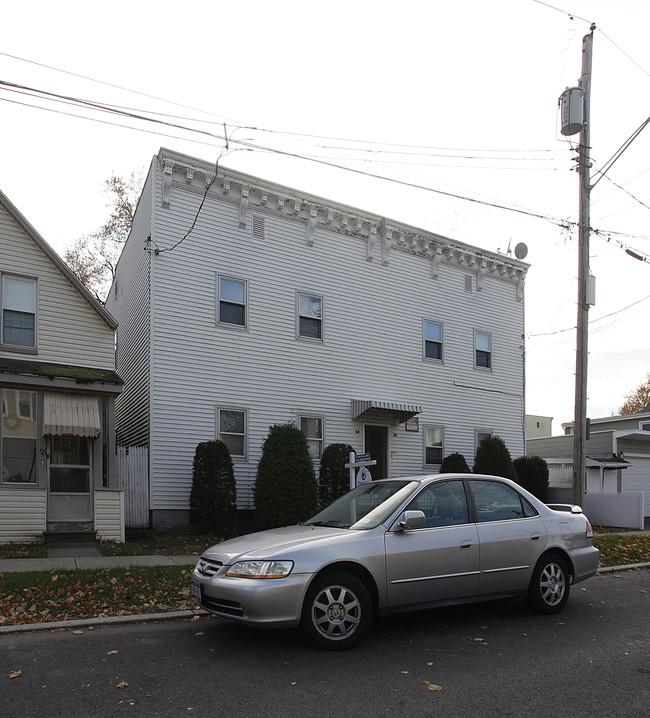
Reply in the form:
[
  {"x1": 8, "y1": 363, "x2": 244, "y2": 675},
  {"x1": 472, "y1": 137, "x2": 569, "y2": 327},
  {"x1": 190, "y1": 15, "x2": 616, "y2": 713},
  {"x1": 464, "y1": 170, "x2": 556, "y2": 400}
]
[{"x1": 344, "y1": 452, "x2": 377, "y2": 490}]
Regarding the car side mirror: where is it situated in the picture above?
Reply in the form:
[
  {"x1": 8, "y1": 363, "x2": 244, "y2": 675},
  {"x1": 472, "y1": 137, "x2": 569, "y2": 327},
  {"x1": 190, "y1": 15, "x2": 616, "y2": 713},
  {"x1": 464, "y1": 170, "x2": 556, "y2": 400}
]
[{"x1": 396, "y1": 510, "x2": 425, "y2": 531}]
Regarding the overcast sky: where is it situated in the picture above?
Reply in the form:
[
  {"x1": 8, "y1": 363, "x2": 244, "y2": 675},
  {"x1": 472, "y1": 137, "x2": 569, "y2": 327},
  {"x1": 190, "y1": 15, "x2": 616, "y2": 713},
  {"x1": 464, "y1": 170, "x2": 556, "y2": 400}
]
[{"x1": 1, "y1": 0, "x2": 649, "y2": 431}]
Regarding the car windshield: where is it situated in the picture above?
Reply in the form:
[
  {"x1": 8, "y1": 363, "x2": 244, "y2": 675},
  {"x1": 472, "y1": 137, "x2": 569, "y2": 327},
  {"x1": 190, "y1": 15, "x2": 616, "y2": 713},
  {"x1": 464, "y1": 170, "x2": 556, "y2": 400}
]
[{"x1": 304, "y1": 481, "x2": 419, "y2": 530}]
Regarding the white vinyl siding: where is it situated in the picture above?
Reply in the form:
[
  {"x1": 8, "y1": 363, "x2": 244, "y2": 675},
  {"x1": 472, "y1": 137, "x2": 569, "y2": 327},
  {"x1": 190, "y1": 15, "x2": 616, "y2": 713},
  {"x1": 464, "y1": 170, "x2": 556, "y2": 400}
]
[
  {"x1": 105, "y1": 168, "x2": 154, "y2": 447},
  {"x1": 0, "y1": 205, "x2": 116, "y2": 369},
  {"x1": 0, "y1": 486, "x2": 46, "y2": 543},
  {"x1": 114, "y1": 153, "x2": 526, "y2": 512}
]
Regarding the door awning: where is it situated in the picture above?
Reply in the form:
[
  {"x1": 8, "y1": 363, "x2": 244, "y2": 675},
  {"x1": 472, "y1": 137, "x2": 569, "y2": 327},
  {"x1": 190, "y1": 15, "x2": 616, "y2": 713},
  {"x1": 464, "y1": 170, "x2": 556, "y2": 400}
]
[
  {"x1": 43, "y1": 392, "x2": 101, "y2": 438},
  {"x1": 351, "y1": 400, "x2": 422, "y2": 423}
]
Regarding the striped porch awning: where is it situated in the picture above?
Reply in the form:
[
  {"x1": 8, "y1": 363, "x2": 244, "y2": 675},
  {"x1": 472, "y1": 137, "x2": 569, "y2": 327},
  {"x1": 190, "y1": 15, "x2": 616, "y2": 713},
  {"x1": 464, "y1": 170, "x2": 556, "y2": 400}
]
[
  {"x1": 43, "y1": 392, "x2": 101, "y2": 437},
  {"x1": 351, "y1": 400, "x2": 422, "y2": 423}
]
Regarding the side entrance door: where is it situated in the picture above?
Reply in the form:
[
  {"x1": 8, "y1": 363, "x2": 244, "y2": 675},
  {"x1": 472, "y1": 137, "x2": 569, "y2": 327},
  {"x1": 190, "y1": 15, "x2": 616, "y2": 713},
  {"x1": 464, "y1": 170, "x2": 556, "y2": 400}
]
[{"x1": 48, "y1": 436, "x2": 93, "y2": 524}]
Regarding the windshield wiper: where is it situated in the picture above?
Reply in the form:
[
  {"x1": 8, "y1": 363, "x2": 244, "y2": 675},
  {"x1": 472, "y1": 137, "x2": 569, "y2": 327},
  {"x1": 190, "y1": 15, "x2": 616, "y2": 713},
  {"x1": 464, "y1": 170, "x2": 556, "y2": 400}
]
[{"x1": 305, "y1": 521, "x2": 348, "y2": 528}]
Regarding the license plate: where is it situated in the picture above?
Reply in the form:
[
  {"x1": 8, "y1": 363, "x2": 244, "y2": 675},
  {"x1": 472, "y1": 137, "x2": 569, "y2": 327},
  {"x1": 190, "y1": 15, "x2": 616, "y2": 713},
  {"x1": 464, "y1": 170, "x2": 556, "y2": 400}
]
[{"x1": 191, "y1": 579, "x2": 202, "y2": 601}]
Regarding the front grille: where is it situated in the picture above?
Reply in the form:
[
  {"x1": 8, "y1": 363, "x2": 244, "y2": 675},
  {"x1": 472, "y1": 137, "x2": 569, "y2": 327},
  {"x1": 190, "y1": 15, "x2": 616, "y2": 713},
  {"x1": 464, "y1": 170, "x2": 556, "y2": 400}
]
[
  {"x1": 202, "y1": 595, "x2": 244, "y2": 617},
  {"x1": 196, "y1": 558, "x2": 223, "y2": 577}
]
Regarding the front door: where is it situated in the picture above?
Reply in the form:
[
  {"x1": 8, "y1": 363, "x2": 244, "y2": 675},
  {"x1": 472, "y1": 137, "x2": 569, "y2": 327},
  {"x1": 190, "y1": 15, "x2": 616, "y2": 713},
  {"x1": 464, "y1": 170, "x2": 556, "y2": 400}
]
[
  {"x1": 48, "y1": 436, "x2": 93, "y2": 523},
  {"x1": 364, "y1": 425, "x2": 388, "y2": 479}
]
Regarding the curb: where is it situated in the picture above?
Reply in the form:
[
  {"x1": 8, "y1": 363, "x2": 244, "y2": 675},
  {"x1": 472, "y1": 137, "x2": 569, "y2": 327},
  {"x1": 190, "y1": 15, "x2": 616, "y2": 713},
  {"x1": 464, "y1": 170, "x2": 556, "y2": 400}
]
[
  {"x1": 1, "y1": 563, "x2": 648, "y2": 636},
  {"x1": 0, "y1": 609, "x2": 210, "y2": 635}
]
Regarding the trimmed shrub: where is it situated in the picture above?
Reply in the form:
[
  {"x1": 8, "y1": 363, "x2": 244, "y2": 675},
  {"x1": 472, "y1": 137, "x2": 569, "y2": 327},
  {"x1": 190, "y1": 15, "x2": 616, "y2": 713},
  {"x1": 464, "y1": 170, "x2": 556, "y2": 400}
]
[
  {"x1": 254, "y1": 423, "x2": 319, "y2": 529},
  {"x1": 319, "y1": 443, "x2": 355, "y2": 506},
  {"x1": 189, "y1": 440, "x2": 237, "y2": 535},
  {"x1": 473, "y1": 435, "x2": 517, "y2": 481},
  {"x1": 514, "y1": 455, "x2": 550, "y2": 502},
  {"x1": 439, "y1": 452, "x2": 470, "y2": 474}
]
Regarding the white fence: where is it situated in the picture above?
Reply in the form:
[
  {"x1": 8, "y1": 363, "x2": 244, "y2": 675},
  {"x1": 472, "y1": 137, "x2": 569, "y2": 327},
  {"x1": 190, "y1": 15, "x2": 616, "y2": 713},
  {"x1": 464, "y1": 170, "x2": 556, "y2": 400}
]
[
  {"x1": 116, "y1": 446, "x2": 149, "y2": 528},
  {"x1": 582, "y1": 491, "x2": 645, "y2": 530}
]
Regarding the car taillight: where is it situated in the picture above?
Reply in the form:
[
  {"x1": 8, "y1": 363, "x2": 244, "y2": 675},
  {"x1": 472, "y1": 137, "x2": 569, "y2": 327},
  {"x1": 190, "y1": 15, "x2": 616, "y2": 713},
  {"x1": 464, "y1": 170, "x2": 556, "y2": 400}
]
[{"x1": 585, "y1": 519, "x2": 594, "y2": 539}]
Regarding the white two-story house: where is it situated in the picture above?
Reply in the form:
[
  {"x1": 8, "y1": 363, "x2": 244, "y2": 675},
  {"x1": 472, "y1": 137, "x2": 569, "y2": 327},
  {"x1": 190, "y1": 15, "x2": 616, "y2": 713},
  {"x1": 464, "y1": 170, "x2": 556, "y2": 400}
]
[
  {"x1": 0, "y1": 189, "x2": 123, "y2": 543},
  {"x1": 106, "y1": 148, "x2": 529, "y2": 529}
]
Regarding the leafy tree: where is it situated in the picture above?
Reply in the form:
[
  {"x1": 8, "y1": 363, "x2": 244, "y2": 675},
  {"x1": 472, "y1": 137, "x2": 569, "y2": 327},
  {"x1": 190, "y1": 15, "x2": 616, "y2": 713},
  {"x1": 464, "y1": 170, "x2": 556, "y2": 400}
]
[
  {"x1": 473, "y1": 435, "x2": 517, "y2": 480},
  {"x1": 64, "y1": 172, "x2": 142, "y2": 302},
  {"x1": 189, "y1": 440, "x2": 237, "y2": 535},
  {"x1": 254, "y1": 423, "x2": 319, "y2": 529},
  {"x1": 513, "y1": 455, "x2": 550, "y2": 502},
  {"x1": 318, "y1": 443, "x2": 355, "y2": 506},
  {"x1": 439, "y1": 452, "x2": 470, "y2": 473},
  {"x1": 618, "y1": 374, "x2": 650, "y2": 415}
]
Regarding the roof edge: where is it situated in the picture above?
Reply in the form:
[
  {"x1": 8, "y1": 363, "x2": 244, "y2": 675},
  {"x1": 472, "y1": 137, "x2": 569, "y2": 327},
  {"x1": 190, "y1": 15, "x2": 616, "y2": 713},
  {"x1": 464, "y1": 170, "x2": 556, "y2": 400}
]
[{"x1": 0, "y1": 188, "x2": 118, "y2": 330}]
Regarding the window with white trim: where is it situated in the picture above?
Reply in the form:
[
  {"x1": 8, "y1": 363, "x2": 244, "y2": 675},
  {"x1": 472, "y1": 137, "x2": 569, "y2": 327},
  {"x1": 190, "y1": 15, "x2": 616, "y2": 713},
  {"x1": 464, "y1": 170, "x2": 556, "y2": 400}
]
[
  {"x1": 299, "y1": 415, "x2": 323, "y2": 459},
  {"x1": 298, "y1": 293, "x2": 323, "y2": 340},
  {"x1": 1, "y1": 389, "x2": 38, "y2": 484},
  {"x1": 424, "y1": 320, "x2": 443, "y2": 361},
  {"x1": 475, "y1": 330, "x2": 492, "y2": 369},
  {"x1": 1, "y1": 274, "x2": 37, "y2": 348},
  {"x1": 640, "y1": 421, "x2": 650, "y2": 431},
  {"x1": 475, "y1": 429, "x2": 493, "y2": 453},
  {"x1": 217, "y1": 408, "x2": 247, "y2": 457},
  {"x1": 218, "y1": 276, "x2": 247, "y2": 327},
  {"x1": 424, "y1": 425, "x2": 444, "y2": 465}
]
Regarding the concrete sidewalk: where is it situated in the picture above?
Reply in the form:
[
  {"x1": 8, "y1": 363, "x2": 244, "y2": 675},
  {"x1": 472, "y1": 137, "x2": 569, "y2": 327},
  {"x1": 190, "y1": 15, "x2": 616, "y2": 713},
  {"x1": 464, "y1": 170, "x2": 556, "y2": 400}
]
[{"x1": 0, "y1": 553, "x2": 199, "y2": 574}]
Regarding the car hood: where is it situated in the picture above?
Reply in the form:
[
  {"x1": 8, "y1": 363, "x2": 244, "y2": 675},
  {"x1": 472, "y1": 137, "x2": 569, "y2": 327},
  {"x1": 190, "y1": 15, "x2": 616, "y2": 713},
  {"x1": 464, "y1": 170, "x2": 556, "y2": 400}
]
[{"x1": 201, "y1": 525, "x2": 352, "y2": 564}]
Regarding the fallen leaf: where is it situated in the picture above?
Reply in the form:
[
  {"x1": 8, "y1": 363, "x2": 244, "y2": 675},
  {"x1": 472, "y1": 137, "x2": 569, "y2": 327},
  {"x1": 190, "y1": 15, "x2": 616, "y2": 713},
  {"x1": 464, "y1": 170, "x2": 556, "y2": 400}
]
[
  {"x1": 473, "y1": 637, "x2": 484, "y2": 642},
  {"x1": 107, "y1": 651, "x2": 118, "y2": 655},
  {"x1": 290, "y1": 682, "x2": 297, "y2": 686},
  {"x1": 195, "y1": 632, "x2": 204, "y2": 637},
  {"x1": 72, "y1": 630, "x2": 84, "y2": 635},
  {"x1": 116, "y1": 681, "x2": 129, "y2": 689},
  {"x1": 423, "y1": 681, "x2": 443, "y2": 691},
  {"x1": 8, "y1": 671, "x2": 22, "y2": 679},
  {"x1": 401, "y1": 671, "x2": 409, "y2": 675}
]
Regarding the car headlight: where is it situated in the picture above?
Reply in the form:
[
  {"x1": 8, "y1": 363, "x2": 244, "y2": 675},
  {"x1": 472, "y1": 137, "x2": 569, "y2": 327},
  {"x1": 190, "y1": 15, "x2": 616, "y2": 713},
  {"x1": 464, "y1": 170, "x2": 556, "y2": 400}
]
[{"x1": 226, "y1": 560, "x2": 294, "y2": 579}]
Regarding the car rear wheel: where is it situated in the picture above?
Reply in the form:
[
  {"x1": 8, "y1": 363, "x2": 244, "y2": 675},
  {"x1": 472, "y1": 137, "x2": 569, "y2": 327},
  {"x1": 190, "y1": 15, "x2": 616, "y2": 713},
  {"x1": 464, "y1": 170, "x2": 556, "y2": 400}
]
[
  {"x1": 527, "y1": 554, "x2": 570, "y2": 614},
  {"x1": 300, "y1": 571, "x2": 372, "y2": 650}
]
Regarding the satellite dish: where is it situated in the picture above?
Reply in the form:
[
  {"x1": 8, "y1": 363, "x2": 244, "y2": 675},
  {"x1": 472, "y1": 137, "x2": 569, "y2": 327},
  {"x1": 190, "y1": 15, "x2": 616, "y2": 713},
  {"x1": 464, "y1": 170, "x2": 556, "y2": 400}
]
[{"x1": 514, "y1": 243, "x2": 528, "y2": 260}]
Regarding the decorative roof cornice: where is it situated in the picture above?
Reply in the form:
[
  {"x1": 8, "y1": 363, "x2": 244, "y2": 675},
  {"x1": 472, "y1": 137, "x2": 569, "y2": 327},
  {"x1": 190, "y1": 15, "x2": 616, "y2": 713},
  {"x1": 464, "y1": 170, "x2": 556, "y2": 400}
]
[{"x1": 157, "y1": 149, "x2": 529, "y2": 289}]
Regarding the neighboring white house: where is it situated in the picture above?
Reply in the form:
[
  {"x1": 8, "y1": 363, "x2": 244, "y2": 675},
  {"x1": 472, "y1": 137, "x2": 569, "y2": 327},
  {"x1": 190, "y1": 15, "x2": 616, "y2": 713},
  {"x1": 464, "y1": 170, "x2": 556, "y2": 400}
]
[
  {"x1": 106, "y1": 148, "x2": 529, "y2": 528},
  {"x1": 528, "y1": 409, "x2": 650, "y2": 527},
  {"x1": 526, "y1": 414, "x2": 553, "y2": 439},
  {"x1": 0, "y1": 189, "x2": 124, "y2": 543}
]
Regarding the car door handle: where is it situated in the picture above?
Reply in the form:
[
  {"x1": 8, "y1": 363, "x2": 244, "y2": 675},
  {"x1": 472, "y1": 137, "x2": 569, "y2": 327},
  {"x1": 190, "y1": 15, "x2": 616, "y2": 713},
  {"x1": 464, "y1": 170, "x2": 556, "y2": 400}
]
[
  {"x1": 530, "y1": 534, "x2": 541, "y2": 541},
  {"x1": 460, "y1": 542, "x2": 474, "y2": 549}
]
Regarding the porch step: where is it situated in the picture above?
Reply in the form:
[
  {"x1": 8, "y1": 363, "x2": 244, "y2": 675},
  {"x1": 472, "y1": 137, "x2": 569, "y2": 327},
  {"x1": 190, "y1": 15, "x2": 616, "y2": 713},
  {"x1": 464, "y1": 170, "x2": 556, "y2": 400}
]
[{"x1": 44, "y1": 531, "x2": 97, "y2": 544}]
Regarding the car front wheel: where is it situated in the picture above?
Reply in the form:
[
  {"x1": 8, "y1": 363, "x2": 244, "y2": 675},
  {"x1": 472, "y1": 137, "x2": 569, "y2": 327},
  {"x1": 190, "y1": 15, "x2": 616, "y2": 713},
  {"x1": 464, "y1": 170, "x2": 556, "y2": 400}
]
[
  {"x1": 300, "y1": 571, "x2": 372, "y2": 650},
  {"x1": 527, "y1": 554, "x2": 570, "y2": 614}
]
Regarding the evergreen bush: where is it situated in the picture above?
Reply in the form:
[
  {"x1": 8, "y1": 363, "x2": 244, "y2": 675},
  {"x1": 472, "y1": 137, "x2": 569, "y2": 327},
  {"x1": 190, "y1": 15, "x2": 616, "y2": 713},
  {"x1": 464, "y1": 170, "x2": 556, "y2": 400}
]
[
  {"x1": 473, "y1": 435, "x2": 517, "y2": 480},
  {"x1": 513, "y1": 455, "x2": 550, "y2": 502},
  {"x1": 439, "y1": 452, "x2": 470, "y2": 473},
  {"x1": 189, "y1": 440, "x2": 237, "y2": 536},
  {"x1": 318, "y1": 443, "x2": 355, "y2": 506},
  {"x1": 254, "y1": 423, "x2": 319, "y2": 529}
]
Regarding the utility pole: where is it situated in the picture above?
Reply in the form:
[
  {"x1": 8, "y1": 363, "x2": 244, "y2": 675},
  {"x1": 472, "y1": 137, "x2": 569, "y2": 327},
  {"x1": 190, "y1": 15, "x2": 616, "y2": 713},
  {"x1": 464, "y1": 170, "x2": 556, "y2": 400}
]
[{"x1": 572, "y1": 27, "x2": 595, "y2": 506}]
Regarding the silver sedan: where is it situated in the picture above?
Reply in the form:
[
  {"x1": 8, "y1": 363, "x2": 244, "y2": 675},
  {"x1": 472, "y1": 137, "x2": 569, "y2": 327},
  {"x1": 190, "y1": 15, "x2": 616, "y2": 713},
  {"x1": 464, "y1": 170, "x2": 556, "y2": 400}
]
[{"x1": 191, "y1": 474, "x2": 599, "y2": 649}]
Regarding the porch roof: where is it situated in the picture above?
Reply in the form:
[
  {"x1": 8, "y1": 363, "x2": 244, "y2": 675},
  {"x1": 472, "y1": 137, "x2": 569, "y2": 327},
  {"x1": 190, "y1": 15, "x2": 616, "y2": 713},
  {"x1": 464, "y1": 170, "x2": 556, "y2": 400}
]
[{"x1": 351, "y1": 399, "x2": 422, "y2": 423}]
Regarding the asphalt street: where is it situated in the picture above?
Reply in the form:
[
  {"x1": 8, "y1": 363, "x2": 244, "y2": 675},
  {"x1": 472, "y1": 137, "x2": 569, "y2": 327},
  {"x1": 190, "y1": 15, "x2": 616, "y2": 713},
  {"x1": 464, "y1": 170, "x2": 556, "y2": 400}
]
[{"x1": 1, "y1": 568, "x2": 648, "y2": 718}]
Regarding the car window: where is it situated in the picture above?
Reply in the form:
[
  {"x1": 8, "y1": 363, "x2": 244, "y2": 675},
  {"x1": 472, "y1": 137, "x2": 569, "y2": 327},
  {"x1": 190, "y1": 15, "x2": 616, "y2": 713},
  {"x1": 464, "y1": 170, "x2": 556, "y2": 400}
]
[
  {"x1": 469, "y1": 480, "x2": 534, "y2": 522},
  {"x1": 406, "y1": 480, "x2": 469, "y2": 527},
  {"x1": 305, "y1": 481, "x2": 418, "y2": 530}
]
